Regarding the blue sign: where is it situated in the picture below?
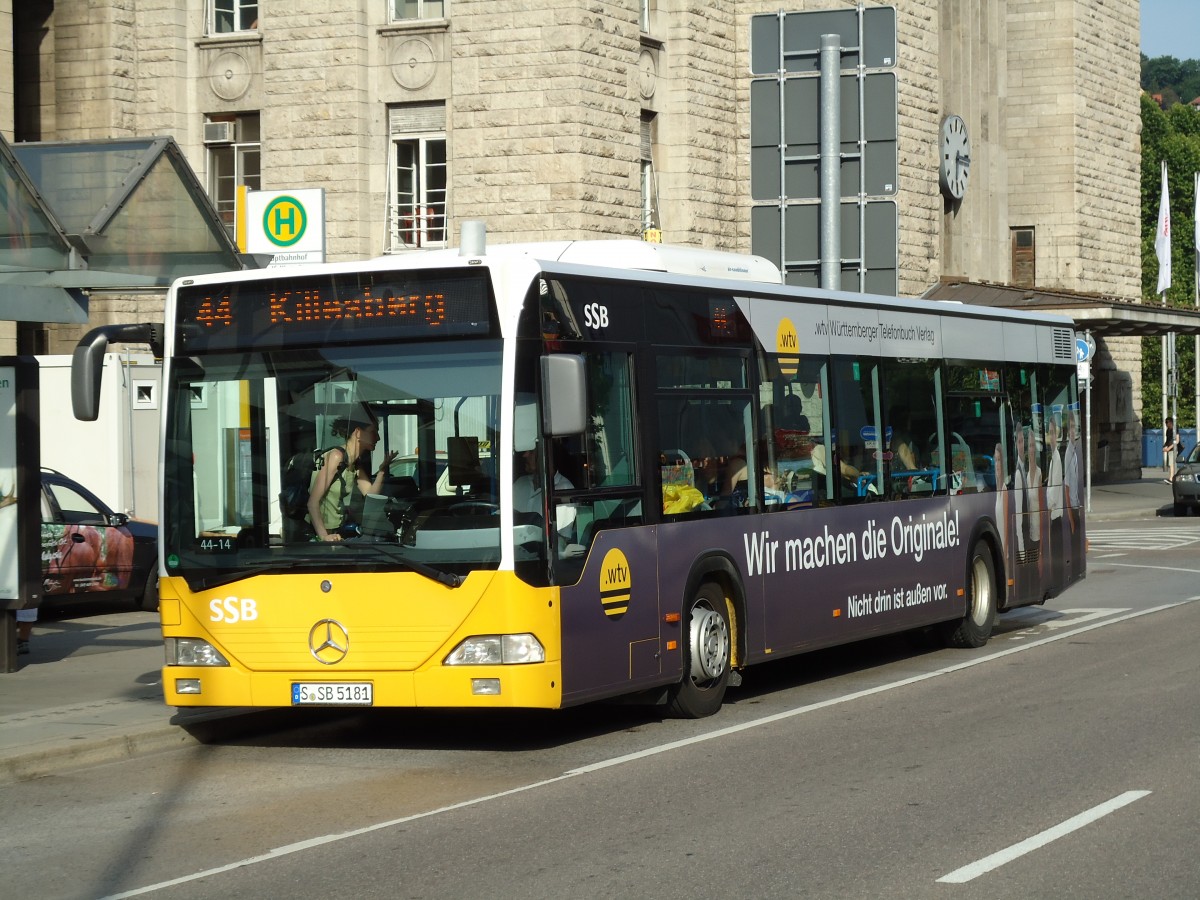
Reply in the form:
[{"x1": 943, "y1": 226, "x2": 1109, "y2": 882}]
[{"x1": 1075, "y1": 337, "x2": 1091, "y2": 362}]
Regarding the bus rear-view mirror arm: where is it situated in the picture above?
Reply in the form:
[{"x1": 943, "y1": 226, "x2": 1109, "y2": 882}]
[
  {"x1": 541, "y1": 354, "x2": 587, "y2": 436},
  {"x1": 71, "y1": 322, "x2": 164, "y2": 421}
]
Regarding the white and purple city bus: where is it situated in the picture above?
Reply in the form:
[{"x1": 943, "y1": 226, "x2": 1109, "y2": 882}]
[{"x1": 72, "y1": 228, "x2": 1085, "y2": 717}]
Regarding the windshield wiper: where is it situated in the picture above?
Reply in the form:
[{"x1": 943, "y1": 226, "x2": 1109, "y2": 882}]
[
  {"x1": 338, "y1": 543, "x2": 464, "y2": 588},
  {"x1": 177, "y1": 547, "x2": 463, "y2": 592},
  {"x1": 184, "y1": 558, "x2": 319, "y2": 592}
]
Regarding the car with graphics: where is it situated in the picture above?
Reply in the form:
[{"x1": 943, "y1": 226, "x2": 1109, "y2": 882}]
[
  {"x1": 1173, "y1": 442, "x2": 1200, "y2": 517},
  {"x1": 40, "y1": 468, "x2": 159, "y2": 610}
]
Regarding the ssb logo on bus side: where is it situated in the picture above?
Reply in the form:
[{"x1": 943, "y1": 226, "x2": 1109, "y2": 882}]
[
  {"x1": 583, "y1": 303, "x2": 609, "y2": 330},
  {"x1": 599, "y1": 548, "x2": 631, "y2": 619}
]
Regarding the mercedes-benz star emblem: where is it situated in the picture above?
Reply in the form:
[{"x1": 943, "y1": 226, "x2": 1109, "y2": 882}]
[{"x1": 308, "y1": 619, "x2": 350, "y2": 665}]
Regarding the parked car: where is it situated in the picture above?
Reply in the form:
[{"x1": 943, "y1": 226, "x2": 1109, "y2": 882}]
[
  {"x1": 40, "y1": 468, "x2": 158, "y2": 610},
  {"x1": 1173, "y1": 442, "x2": 1200, "y2": 517}
]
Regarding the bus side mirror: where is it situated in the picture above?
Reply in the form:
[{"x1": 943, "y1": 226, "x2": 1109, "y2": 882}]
[
  {"x1": 541, "y1": 354, "x2": 587, "y2": 436},
  {"x1": 71, "y1": 322, "x2": 163, "y2": 421},
  {"x1": 72, "y1": 329, "x2": 109, "y2": 421}
]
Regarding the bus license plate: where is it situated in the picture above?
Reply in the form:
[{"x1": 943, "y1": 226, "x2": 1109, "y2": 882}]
[{"x1": 291, "y1": 683, "x2": 373, "y2": 706}]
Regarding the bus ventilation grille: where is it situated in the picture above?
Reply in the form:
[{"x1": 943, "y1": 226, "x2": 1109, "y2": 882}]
[{"x1": 1052, "y1": 328, "x2": 1074, "y2": 361}]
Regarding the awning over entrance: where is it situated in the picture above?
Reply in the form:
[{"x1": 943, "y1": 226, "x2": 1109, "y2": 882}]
[
  {"x1": 924, "y1": 279, "x2": 1200, "y2": 338},
  {"x1": 1, "y1": 133, "x2": 244, "y2": 323}
]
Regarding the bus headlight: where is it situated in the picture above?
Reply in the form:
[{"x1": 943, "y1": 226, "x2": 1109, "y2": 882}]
[
  {"x1": 444, "y1": 634, "x2": 545, "y2": 666},
  {"x1": 165, "y1": 638, "x2": 230, "y2": 667}
]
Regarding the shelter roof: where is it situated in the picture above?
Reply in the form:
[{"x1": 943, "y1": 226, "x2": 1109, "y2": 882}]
[
  {"x1": 1, "y1": 134, "x2": 244, "y2": 323},
  {"x1": 923, "y1": 279, "x2": 1200, "y2": 338}
]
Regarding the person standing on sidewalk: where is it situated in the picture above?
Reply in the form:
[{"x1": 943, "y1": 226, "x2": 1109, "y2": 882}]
[
  {"x1": 15, "y1": 607, "x2": 35, "y2": 655},
  {"x1": 1163, "y1": 416, "x2": 1179, "y2": 482}
]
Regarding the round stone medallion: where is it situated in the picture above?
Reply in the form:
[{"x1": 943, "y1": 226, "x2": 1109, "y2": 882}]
[
  {"x1": 208, "y1": 50, "x2": 251, "y2": 101},
  {"x1": 391, "y1": 38, "x2": 437, "y2": 91}
]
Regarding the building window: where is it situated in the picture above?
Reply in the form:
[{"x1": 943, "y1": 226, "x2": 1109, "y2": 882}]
[
  {"x1": 1011, "y1": 226, "x2": 1035, "y2": 288},
  {"x1": 640, "y1": 112, "x2": 660, "y2": 236},
  {"x1": 387, "y1": 104, "x2": 447, "y2": 252},
  {"x1": 640, "y1": 0, "x2": 653, "y2": 33},
  {"x1": 391, "y1": 0, "x2": 445, "y2": 22},
  {"x1": 205, "y1": 114, "x2": 261, "y2": 239},
  {"x1": 209, "y1": 0, "x2": 258, "y2": 34}
]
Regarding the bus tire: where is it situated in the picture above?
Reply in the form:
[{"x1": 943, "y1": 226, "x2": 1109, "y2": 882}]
[
  {"x1": 667, "y1": 582, "x2": 732, "y2": 718},
  {"x1": 941, "y1": 542, "x2": 996, "y2": 649}
]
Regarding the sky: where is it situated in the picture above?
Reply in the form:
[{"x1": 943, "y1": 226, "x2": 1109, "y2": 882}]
[{"x1": 1140, "y1": 0, "x2": 1200, "y2": 60}]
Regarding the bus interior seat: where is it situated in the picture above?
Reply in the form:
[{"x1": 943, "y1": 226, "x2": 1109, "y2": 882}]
[
  {"x1": 779, "y1": 394, "x2": 807, "y2": 430},
  {"x1": 660, "y1": 448, "x2": 694, "y2": 486},
  {"x1": 929, "y1": 431, "x2": 977, "y2": 493}
]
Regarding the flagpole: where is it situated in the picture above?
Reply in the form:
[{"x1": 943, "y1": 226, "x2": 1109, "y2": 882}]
[{"x1": 1155, "y1": 160, "x2": 1171, "y2": 443}]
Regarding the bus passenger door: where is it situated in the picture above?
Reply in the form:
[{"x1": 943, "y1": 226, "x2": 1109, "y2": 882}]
[
  {"x1": 551, "y1": 349, "x2": 663, "y2": 705},
  {"x1": 558, "y1": 524, "x2": 661, "y2": 706}
]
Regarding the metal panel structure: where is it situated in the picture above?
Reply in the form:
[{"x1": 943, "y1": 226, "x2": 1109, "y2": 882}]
[
  {"x1": 749, "y1": 7, "x2": 898, "y2": 295},
  {"x1": 751, "y1": 199, "x2": 896, "y2": 293}
]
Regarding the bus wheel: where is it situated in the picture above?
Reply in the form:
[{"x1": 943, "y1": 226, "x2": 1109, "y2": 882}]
[
  {"x1": 667, "y1": 582, "x2": 732, "y2": 718},
  {"x1": 941, "y1": 543, "x2": 996, "y2": 648}
]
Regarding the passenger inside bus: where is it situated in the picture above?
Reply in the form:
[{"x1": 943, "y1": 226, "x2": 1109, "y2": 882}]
[
  {"x1": 810, "y1": 443, "x2": 863, "y2": 498},
  {"x1": 889, "y1": 406, "x2": 920, "y2": 471}
]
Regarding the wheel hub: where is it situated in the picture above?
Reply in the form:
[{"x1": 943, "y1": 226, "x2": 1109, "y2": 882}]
[{"x1": 689, "y1": 606, "x2": 730, "y2": 682}]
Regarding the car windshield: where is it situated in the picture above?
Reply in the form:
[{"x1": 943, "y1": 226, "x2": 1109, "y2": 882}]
[{"x1": 163, "y1": 340, "x2": 503, "y2": 590}]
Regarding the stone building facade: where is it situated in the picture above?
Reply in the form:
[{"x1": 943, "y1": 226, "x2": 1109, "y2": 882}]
[{"x1": 0, "y1": 0, "x2": 1144, "y2": 475}]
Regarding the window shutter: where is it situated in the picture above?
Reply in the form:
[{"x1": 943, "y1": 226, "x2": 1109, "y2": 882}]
[{"x1": 389, "y1": 103, "x2": 446, "y2": 136}]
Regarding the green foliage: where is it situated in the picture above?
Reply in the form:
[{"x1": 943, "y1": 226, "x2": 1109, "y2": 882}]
[
  {"x1": 1141, "y1": 53, "x2": 1200, "y2": 105},
  {"x1": 1140, "y1": 87, "x2": 1200, "y2": 428}
]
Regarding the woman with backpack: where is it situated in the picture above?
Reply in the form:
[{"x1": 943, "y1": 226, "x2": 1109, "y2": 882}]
[{"x1": 307, "y1": 406, "x2": 396, "y2": 541}]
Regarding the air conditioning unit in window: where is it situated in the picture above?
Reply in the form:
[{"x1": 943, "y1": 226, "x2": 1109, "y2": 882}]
[{"x1": 204, "y1": 121, "x2": 235, "y2": 144}]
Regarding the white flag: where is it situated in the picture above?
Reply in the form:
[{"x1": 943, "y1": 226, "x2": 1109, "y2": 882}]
[{"x1": 1154, "y1": 160, "x2": 1170, "y2": 295}]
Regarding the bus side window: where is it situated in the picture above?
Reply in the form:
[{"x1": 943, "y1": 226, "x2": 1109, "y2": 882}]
[
  {"x1": 881, "y1": 359, "x2": 942, "y2": 500},
  {"x1": 761, "y1": 356, "x2": 828, "y2": 510},
  {"x1": 829, "y1": 357, "x2": 881, "y2": 503},
  {"x1": 583, "y1": 351, "x2": 637, "y2": 490}
]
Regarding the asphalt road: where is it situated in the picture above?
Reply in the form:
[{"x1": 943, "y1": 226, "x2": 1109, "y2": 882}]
[{"x1": 3, "y1": 522, "x2": 1198, "y2": 900}]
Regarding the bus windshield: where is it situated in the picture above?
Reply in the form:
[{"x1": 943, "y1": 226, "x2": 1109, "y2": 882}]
[{"x1": 163, "y1": 340, "x2": 503, "y2": 590}]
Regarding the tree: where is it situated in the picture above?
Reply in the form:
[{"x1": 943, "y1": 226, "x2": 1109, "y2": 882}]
[
  {"x1": 1141, "y1": 54, "x2": 1200, "y2": 105},
  {"x1": 1141, "y1": 94, "x2": 1200, "y2": 429}
]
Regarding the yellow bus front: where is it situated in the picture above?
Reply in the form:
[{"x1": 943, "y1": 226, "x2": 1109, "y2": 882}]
[{"x1": 159, "y1": 569, "x2": 563, "y2": 709}]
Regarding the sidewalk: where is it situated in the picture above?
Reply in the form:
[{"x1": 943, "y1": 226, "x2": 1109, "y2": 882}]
[{"x1": 0, "y1": 469, "x2": 1182, "y2": 784}]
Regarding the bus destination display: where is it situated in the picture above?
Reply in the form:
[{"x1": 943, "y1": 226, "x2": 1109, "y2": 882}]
[{"x1": 176, "y1": 269, "x2": 495, "y2": 352}]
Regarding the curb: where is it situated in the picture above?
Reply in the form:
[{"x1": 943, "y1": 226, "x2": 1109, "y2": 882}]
[
  {"x1": 0, "y1": 723, "x2": 196, "y2": 785},
  {"x1": 0, "y1": 706, "x2": 346, "y2": 785}
]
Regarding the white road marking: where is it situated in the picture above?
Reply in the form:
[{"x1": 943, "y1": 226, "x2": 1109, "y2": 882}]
[
  {"x1": 1104, "y1": 562, "x2": 1200, "y2": 574},
  {"x1": 936, "y1": 791, "x2": 1152, "y2": 884},
  {"x1": 1041, "y1": 608, "x2": 1128, "y2": 630},
  {"x1": 1087, "y1": 525, "x2": 1200, "y2": 551},
  {"x1": 99, "y1": 599, "x2": 1198, "y2": 900}
]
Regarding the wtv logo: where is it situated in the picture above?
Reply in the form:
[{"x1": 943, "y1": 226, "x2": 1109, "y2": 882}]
[
  {"x1": 776, "y1": 318, "x2": 799, "y2": 376},
  {"x1": 599, "y1": 548, "x2": 632, "y2": 619}
]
